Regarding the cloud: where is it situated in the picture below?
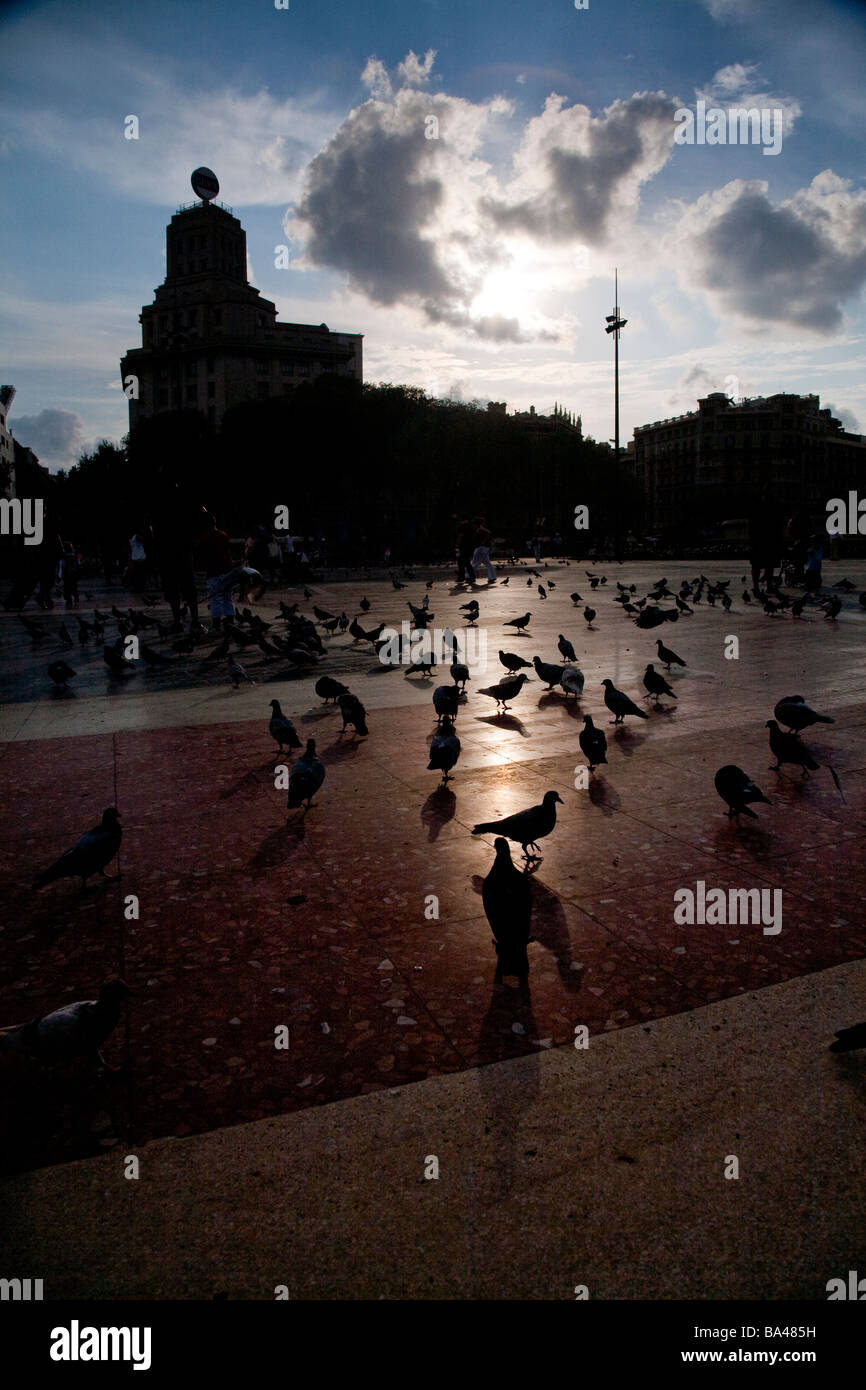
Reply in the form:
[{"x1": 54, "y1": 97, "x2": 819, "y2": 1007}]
[
  {"x1": 824, "y1": 401, "x2": 862, "y2": 434},
  {"x1": 696, "y1": 61, "x2": 801, "y2": 135},
  {"x1": 480, "y1": 91, "x2": 680, "y2": 244},
  {"x1": 674, "y1": 171, "x2": 866, "y2": 333},
  {"x1": 290, "y1": 54, "x2": 522, "y2": 338},
  {"x1": 11, "y1": 408, "x2": 85, "y2": 466},
  {"x1": 0, "y1": 28, "x2": 340, "y2": 206}
]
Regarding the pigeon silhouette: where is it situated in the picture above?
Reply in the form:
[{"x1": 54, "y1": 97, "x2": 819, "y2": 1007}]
[
  {"x1": 473, "y1": 790, "x2": 563, "y2": 860},
  {"x1": 287, "y1": 739, "x2": 326, "y2": 810},
  {"x1": 482, "y1": 838, "x2": 532, "y2": 979},
  {"x1": 269, "y1": 699, "x2": 301, "y2": 753},
  {"x1": 533, "y1": 655, "x2": 565, "y2": 690},
  {"x1": 499, "y1": 650, "x2": 532, "y2": 672},
  {"x1": 557, "y1": 634, "x2": 577, "y2": 663},
  {"x1": 338, "y1": 692, "x2": 368, "y2": 737},
  {"x1": 829, "y1": 1023, "x2": 866, "y2": 1053},
  {"x1": 478, "y1": 672, "x2": 530, "y2": 710},
  {"x1": 33, "y1": 808, "x2": 122, "y2": 890},
  {"x1": 579, "y1": 715, "x2": 607, "y2": 771},
  {"x1": 427, "y1": 716, "x2": 461, "y2": 783},
  {"x1": 432, "y1": 685, "x2": 459, "y2": 723},
  {"x1": 602, "y1": 679, "x2": 648, "y2": 723},
  {"x1": 503, "y1": 612, "x2": 531, "y2": 633},
  {"x1": 655, "y1": 639, "x2": 685, "y2": 669},
  {"x1": 0, "y1": 980, "x2": 131, "y2": 1069},
  {"x1": 315, "y1": 675, "x2": 349, "y2": 703},
  {"x1": 560, "y1": 666, "x2": 584, "y2": 698},
  {"x1": 773, "y1": 697, "x2": 834, "y2": 734},
  {"x1": 643, "y1": 664, "x2": 676, "y2": 702},
  {"x1": 714, "y1": 765, "x2": 770, "y2": 820},
  {"x1": 48, "y1": 660, "x2": 76, "y2": 688}
]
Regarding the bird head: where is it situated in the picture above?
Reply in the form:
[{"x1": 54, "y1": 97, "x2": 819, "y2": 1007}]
[
  {"x1": 493, "y1": 837, "x2": 512, "y2": 860},
  {"x1": 766, "y1": 720, "x2": 778, "y2": 729},
  {"x1": 601, "y1": 679, "x2": 613, "y2": 689},
  {"x1": 583, "y1": 715, "x2": 593, "y2": 726},
  {"x1": 305, "y1": 738, "x2": 317, "y2": 755},
  {"x1": 102, "y1": 808, "x2": 121, "y2": 826},
  {"x1": 545, "y1": 790, "x2": 564, "y2": 805},
  {"x1": 269, "y1": 699, "x2": 281, "y2": 710},
  {"x1": 100, "y1": 978, "x2": 132, "y2": 1001}
]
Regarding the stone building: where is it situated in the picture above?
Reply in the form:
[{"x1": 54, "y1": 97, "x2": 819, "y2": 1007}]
[
  {"x1": 632, "y1": 392, "x2": 866, "y2": 534},
  {"x1": 121, "y1": 195, "x2": 362, "y2": 431}
]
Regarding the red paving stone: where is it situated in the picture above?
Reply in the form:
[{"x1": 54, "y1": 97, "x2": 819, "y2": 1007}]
[{"x1": 2, "y1": 563, "x2": 866, "y2": 1173}]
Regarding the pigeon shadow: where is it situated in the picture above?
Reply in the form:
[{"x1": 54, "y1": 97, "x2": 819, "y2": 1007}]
[
  {"x1": 420, "y1": 786, "x2": 457, "y2": 841},
  {"x1": 588, "y1": 776, "x2": 621, "y2": 815},
  {"x1": 475, "y1": 713, "x2": 529, "y2": 736},
  {"x1": 48, "y1": 686, "x2": 77, "y2": 700},
  {"x1": 612, "y1": 726, "x2": 648, "y2": 756},
  {"x1": 248, "y1": 819, "x2": 308, "y2": 871},
  {"x1": 649, "y1": 703, "x2": 678, "y2": 718},
  {"x1": 323, "y1": 736, "x2": 365, "y2": 759},
  {"x1": 537, "y1": 691, "x2": 565, "y2": 707},
  {"x1": 713, "y1": 817, "x2": 773, "y2": 862},
  {"x1": 531, "y1": 877, "x2": 581, "y2": 991},
  {"x1": 475, "y1": 983, "x2": 542, "y2": 1201},
  {"x1": 218, "y1": 758, "x2": 279, "y2": 801}
]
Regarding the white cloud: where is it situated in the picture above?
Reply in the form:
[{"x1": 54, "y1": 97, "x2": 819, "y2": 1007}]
[{"x1": 11, "y1": 407, "x2": 85, "y2": 467}]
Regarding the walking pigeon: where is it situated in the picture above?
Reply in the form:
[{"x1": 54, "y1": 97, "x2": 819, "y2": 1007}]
[
  {"x1": 602, "y1": 679, "x2": 649, "y2": 723},
  {"x1": 48, "y1": 660, "x2": 76, "y2": 688},
  {"x1": 579, "y1": 715, "x2": 607, "y2": 771},
  {"x1": 714, "y1": 765, "x2": 770, "y2": 820},
  {"x1": 503, "y1": 612, "x2": 531, "y2": 633},
  {"x1": 499, "y1": 650, "x2": 532, "y2": 672},
  {"x1": 287, "y1": 739, "x2": 326, "y2": 810},
  {"x1": 33, "y1": 808, "x2": 122, "y2": 890},
  {"x1": 559, "y1": 666, "x2": 584, "y2": 699},
  {"x1": 773, "y1": 697, "x2": 834, "y2": 734},
  {"x1": 269, "y1": 700, "x2": 301, "y2": 753},
  {"x1": 0, "y1": 980, "x2": 131, "y2": 1069},
  {"x1": 557, "y1": 634, "x2": 577, "y2": 663},
  {"x1": 432, "y1": 685, "x2": 459, "y2": 723},
  {"x1": 427, "y1": 716, "x2": 461, "y2": 783},
  {"x1": 315, "y1": 675, "x2": 349, "y2": 704},
  {"x1": 478, "y1": 672, "x2": 530, "y2": 711},
  {"x1": 655, "y1": 638, "x2": 685, "y2": 669},
  {"x1": 338, "y1": 693, "x2": 368, "y2": 737},
  {"x1": 533, "y1": 655, "x2": 565, "y2": 690},
  {"x1": 472, "y1": 790, "x2": 563, "y2": 861},
  {"x1": 643, "y1": 664, "x2": 677, "y2": 702}
]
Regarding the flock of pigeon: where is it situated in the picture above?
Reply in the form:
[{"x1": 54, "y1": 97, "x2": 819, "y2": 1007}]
[{"x1": 2, "y1": 556, "x2": 863, "y2": 1079}]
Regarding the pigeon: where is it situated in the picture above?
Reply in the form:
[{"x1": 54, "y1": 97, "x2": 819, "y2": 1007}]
[
  {"x1": 315, "y1": 675, "x2": 349, "y2": 704},
  {"x1": 655, "y1": 639, "x2": 685, "y2": 670},
  {"x1": 359, "y1": 597, "x2": 371, "y2": 612},
  {"x1": 742, "y1": 589, "x2": 752, "y2": 604},
  {"x1": 58, "y1": 622, "x2": 74, "y2": 648},
  {"x1": 313, "y1": 606, "x2": 335, "y2": 622},
  {"x1": 533, "y1": 655, "x2": 565, "y2": 690},
  {"x1": 767, "y1": 720, "x2": 820, "y2": 777},
  {"x1": 450, "y1": 656, "x2": 470, "y2": 690},
  {"x1": 834, "y1": 578, "x2": 856, "y2": 591},
  {"x1": 477, "y1": 672, "x2": 530, "y2": 711},
  {"x1": 538, "y1": 585, "x2": 547, "y2": 600},
  {"x1": 499, "y1": 650, "x2": 532, "y2": 673},
  {"x1": 570, "y1": 593, "x2": 582, "y2": 605},
  {"x1": 823, "y1": 596, "x2": 842, "y2": 620},
  {"x1": 202, "y1": 636, "x2": 231, "y2": 663},
  {"x1": 0, "y1": 980, "x2": 131, "y2": 1069},
  {"x1": 579, "y1": 715, "x2": 607, "y2": 771},
  {"x1": 427, "y1": 716, "x2": 461, "y2": 783},
  {"x1": 673, "y1": 595, "x2": 693, "y2": 614},
  {"x1": 338, "y1": 612, "x2": 349, "y2": 632},
  {"x1": 303, "y1": 587, "x2": 313, "y2": 599},
  {"x1": 432, "y1": 685, "x2": 459, "y2": 723},
  {"x1": 643, "y1": 664, "x2": 677, "y2": 702},
  {"x1": 473, "y1": 790, "x2": 563, "y2": 861},
  {"x1": 829, "y1": 1023, "x2": 866, "y2": 1054},
  {"x1": 559, "y1": 666, "x2": 584, "y2": 699},
  {"x1": 482, "y1": 838, "x2": 532, "y2": 978},
  {"x1": 501, "y1": 577, "x2": 509, "y2": 586},
  {"x1": 790, "y1": 596, "x2": 806, "y2": 619},
  {"x1": 48, "y1": 660, "x2": 76, "y2": 688},
  {"x1": 268, "y1": 699, "x2": 301, "y2": 753},
  {"x1": 773, "y1": 697, "x2": 834, "y2": 735},
  {"x1": 714, "y1": 765, "x2": 770, "y2": 820},
  {"x1": 287, "y1": 739, "x2": 326, "y2": 809},
  {"x1": 33, "y1": 808, "x2": 122, "y2": 890},
  {"x1": 349, "y1": 617, "x2": 369, "y2": 642},
  {"x1": 406, "y1": 658, "x2": 436, "y2": 676},
  {"x1": 602, "y1": 679, "x2": 649, "y2": 723},
  {"x1": 503, "y1": 612, "x2": 531, "y2": 633},
  {"x1": 228, "y1": 656, "x2": 254, "y2": 687},
  {"x1": 392, "y1": 577, "x2": 406, "y2": 589},
  {"x1": 557, "y1": 634, "x2": 577, "y2": 663},
  {"x1": 526, "y1": 577, "x2": 533, "y2": 586},
  {"x1": 583, "y1": 606, "x2": 596, "y2": 628},
  {"x1": 338, "y1": 692, "x2": 368, "y2": 736},
  {"x1": 103, "y1": 642, "x2": 136, "y2": 676}
]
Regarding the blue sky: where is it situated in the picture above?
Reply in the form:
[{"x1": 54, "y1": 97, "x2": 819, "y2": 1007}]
[{"x1": 2, "y1": 0, "x2": 865, "y2": 467}]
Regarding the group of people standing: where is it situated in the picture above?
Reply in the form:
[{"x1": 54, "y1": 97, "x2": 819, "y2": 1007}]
[{"x1": 455, "y1": 516, "x2": 497, "y2": 585}]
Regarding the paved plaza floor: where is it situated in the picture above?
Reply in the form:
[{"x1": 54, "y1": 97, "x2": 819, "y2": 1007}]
[{"x1": 2, "y1": 559, "x2": 864, "y2": 1187}]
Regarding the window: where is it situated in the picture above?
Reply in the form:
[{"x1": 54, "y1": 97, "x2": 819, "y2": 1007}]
[
  {"x1": 257, "y1": 382, "x2": 269, "y2": 399},
  {"x1": 256, "y1": 359, "x2": 269, "y2": 375},
  {"x1": 281, "y1": 360, "x2": 293, "y2": 375},
  {"x1": 186, "y1": 387, "x2": 197, "y2": 405},
  {"x1": 296, "y1": 363, "x2": 310, "y2": 376}
]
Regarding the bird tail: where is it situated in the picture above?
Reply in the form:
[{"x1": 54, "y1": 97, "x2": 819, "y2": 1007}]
[
  {"x1": 636, "y1": 708, "x2": 649, "y2": 719},
  {"x1": 355, "y1": 720, "x2": 369, "y2": 736},
  {"x1": 33, "y1": 863, "x2": 60, "y2": 890},
  {"x1": 828, "y1": 766, "x2": 845, "y2": 801},
  {"x1": 739, "y1": 805, "x2": 758, "y2": 819}
]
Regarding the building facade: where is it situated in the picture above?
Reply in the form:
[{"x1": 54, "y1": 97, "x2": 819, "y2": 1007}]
[
  {"x1": 632, "y1": 392, "x2": 866, "y2": 534},
  {"x1": 121, "y1": 198, "x2": 363, "y2": 431}
]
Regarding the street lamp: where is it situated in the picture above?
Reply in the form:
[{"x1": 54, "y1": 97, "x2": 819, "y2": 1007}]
[{"x1": 605, "y1": 269, "x2": 627, "y2": 556}]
